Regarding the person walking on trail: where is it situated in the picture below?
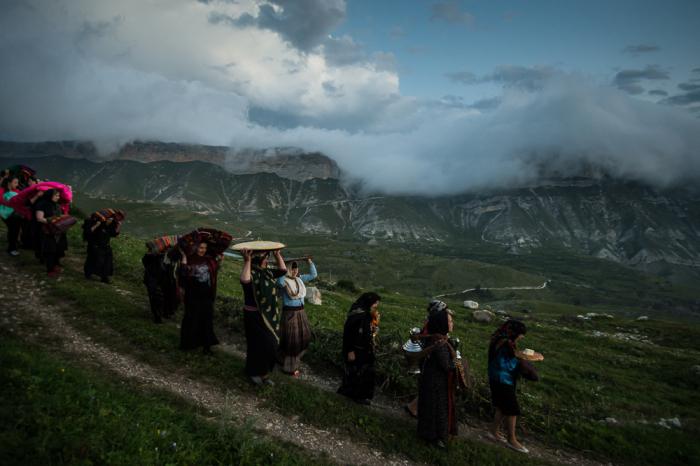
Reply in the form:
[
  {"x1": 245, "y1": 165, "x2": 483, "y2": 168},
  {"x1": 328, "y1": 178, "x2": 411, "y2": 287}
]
[
  {"x1": 83, "y1": 213, "x2": 122, "y2": 284},
  {"x1": 34, "y1": 189, "x2": 68, "y2": 277},
  {"x1": 338, "y1": 292, "x2": 382, "y2": 405},
  {"x1": 417, "y1": 306, "x2": 461, "y2": 449},
  {"x1": 179, "y1": 242, "x2": 222, "y2": 355},
  {"x1": 488, "y1": 320, "x2": 542, "y2": 454},
  {"x1": 240, "y1": 248, "x2": 287, "y2": 386},
  {"x1": 276, "y1": 257, "x2": 317, "y2": 376},
  {"x1": 0, "y1": 176, "x2": 21, "y2": 256}
]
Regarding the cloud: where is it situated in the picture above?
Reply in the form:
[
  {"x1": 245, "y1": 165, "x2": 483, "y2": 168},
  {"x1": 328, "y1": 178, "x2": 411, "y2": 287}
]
[
  {"x1": 322, "y1": 35, "x2": 365, "y2": 66},
  {"x1": 622, "y1": 44, "x2": 660, "y2": 55},
  {"x1": 662, "y1": 90, "x2": 700, "y2": 107},
  {"x1": 1, "y1": 0, "x2": 700, "y2": 195},
  {"x1": 612, "y1": 65, "x2": 670, "y2": 95},
  {"x1": 447, "y1": 65, "x2": 556, "y2": 91},
  {"x1": 679, "y1": 82, "x2": 700, "y2": 92},
  {"x1": 648, "y1": 89, "x2": 668, "y2": 97},
  {"x1": 430, "y1": 1, "x2": 474, "y2": 25},
  {"x1": 210, "y1": 0, "x2": 346, "y2": 51}
]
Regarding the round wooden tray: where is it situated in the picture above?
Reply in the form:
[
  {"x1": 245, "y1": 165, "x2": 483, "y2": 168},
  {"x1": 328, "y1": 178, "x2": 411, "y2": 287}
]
[{"x1": 231, "y1": 240, "x2": 286, "y2": 251}]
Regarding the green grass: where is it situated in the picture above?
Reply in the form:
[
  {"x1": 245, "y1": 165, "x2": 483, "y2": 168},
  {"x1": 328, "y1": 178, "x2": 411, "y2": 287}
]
[
  {"x1": 2, "y1": 208, "x2": 699, "y2": 465},
  {"x1": 0, "y1": 333, "x2": 327, "y2": 466}
]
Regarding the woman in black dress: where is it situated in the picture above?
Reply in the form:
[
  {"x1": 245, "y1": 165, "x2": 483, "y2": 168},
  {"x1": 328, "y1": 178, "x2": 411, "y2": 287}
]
[
  {"x1": 417, "y1": 307, "x2": 458, "y2": 448},
  {"x1": 83, "y1": 215, "x2": 121, "y2": 283},
  {"x1": 179, "y1": 242, "x2": 222, "y2": 354},
  {"x1": 34, "y1": 189, "x2": 68, "y2": 277},
  {"x1": 240, "y1": 248, "x2": 287, "y2": 386},
  {"x1": 338, "y1": 292, "x2": 382, "y2": 405}
]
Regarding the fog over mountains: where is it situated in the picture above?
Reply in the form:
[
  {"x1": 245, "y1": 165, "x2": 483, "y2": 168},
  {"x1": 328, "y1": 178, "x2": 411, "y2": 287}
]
[{"x1": 3, "y1": 142, "x2": 699, "y2": 274}]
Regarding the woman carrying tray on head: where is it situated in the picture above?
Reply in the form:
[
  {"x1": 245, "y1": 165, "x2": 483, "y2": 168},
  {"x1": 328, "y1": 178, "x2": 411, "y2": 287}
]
[
  {"x1": 276, "y1": 257, "x2": 317, "y2": 376},
  {"x1": 240, "y1": 247, "x2": 287, "y2": 386},
  {"x1": 83, "y1": 211, "x2": 123, "y2": 284},
  {"x1": 179, "y1": 242, "x2": 222, "y2": 355},
  {"x1": 34, "y1": 189, "x2": 68, "y2": 277}
]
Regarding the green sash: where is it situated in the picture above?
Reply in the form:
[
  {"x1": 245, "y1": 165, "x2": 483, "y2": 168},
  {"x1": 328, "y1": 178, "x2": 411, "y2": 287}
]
[{"x1": 251, "y1": 267, "x2": 280, "y2": 342}]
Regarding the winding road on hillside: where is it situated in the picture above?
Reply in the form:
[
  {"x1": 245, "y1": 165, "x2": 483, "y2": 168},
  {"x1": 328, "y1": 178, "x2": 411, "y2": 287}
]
[{"x1": 435, "y1": 280, "x2": 550, "y2": 298}]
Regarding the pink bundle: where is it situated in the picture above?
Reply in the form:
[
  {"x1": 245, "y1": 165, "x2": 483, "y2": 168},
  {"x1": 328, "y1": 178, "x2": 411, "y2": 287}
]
[{"x1": 1, "y1": 182, "x2": 73, "y2": 220}]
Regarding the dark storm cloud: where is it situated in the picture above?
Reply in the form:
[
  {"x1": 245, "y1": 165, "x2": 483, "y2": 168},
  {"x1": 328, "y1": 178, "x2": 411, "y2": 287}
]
[
  {"x1": 648, "y1": 89, "x2": 668, "y2": 97},
  {"x1": 622, "y1": 44, "x2": 660, "y2": 55},
  {"x1": 662, "y1": 90, "x2": 700, "y2": 106},
  {"x1": 678, "y1": 82, "x2": 700, "y2": 92},
  {"x1": 446, "y1": 65, "x2": 556, "y2": 91},
  {"x1": 430, "y1": 1, "x2": 474, "y2": 25},
  {"x1": 612, "y1": 65, "x2": 670, "y2": 95},
  {"x1": 209, "y1": 0, "x2": 346, "y2": 51}
]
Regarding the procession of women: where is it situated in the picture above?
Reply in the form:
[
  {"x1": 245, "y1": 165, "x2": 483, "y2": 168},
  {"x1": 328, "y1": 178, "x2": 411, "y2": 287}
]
[{"x1": 1, "y1": 164, "x2": 544, "y2": 455}]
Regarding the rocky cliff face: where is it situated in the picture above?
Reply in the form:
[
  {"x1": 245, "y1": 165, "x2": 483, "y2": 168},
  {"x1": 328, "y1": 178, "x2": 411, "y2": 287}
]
[
  {"x1": 0, "y1": 140, "x2": 340, "y2": 182},
  {"x1": 2, "y1": 154, "x2": 699, "y2": 270}
]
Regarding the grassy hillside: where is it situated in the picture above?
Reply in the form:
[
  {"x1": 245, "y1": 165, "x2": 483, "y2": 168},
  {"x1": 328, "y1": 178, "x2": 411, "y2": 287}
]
[{"x1": 1, "y1": 211, "x2": 699, "y2": 465}]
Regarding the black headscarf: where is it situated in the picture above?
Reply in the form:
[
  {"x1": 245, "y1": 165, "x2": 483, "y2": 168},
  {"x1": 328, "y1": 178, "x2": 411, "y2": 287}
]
[
  {"x1": 427, "y1": 309, "x2": 451, "y2": 335},
  {"x1": 488, "y1": 320, "x2": 527, "y2": 360},
  {"x1": 348, "y1": 292, "x2": 381, "y2": 314}
]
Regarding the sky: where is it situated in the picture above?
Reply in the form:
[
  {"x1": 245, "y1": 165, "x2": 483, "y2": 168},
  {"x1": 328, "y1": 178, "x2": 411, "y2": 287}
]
[{"x1": 1, "y1": 0, "x2": 699, "y2": 194}]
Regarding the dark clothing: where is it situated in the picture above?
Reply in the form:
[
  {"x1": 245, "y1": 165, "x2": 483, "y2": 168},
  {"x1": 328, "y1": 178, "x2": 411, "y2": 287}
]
[
  {"x1": 83, "y1": 221, "x2": 119, "y2": 279},
  {"x1": 244, "y1": 309, "x2": 279, "y2": 376},
  {"x1": 277, "y1": 305, "x2": 312, "y2": 373},
  {"x1": 241, "y1": 267, "x2": 287, "y2": 376},
  {"x1": 417, "y1": 342, "x2": 458, "y2": 442},
  {"x1": 338, "y1": 309, "x2": 376, "y2": 401},
  {"x1": 3, "y1": 215, "x2": 21, "y2": 252},
  {"x1": 179, "y1": 257, "x2": 219, "y2": 350},
  {"x1": 19, "y1": 218, "x2": 34, "y2": 250},
  {"x1": 161, "y1": 258, "x2": 180, "y2": 318},
  {"x1": 490, "y1": 381, "x2": 520, "y2": 416},
  {"x1": 35, "y1": 200, "x2": 67, "y2": 272},
  {"x1": 143, "y1": 254, "x2": 166, "y2": 323}
]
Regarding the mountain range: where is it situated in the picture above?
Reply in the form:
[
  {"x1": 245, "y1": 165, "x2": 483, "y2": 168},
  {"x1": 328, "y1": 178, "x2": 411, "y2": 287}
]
[{"x1": 2, "y1": 141, "x2": 699, "y2": 276}]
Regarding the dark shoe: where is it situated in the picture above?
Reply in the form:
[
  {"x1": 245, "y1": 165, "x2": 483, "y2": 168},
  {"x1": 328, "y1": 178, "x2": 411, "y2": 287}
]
[
  {"x1": 354, "y1": 398, "x2": 371, "y2": 406},
  {"x1": 203, "y1": 347, "x2": 213, "y2": 355},
  {"x1": 100, "y1": 277, "x2": 111, "y2": 284},
  {"x1": 85, "y1": 274, "x2": 92, "y2": 280}
]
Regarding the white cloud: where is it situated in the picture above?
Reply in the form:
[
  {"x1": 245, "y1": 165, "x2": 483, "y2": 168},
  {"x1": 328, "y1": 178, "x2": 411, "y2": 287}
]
[{"x1": 1, "y1": 0, "x2": 699, "y2": 195}]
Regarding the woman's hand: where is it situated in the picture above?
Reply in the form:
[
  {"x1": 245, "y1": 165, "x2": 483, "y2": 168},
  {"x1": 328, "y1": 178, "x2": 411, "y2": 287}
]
[
  {"x1": 241, "y1": 248, "x2": 252, "y2": 261},
  {"x1": 347, "y1": 351, "x2": 356, "y2": 362}
]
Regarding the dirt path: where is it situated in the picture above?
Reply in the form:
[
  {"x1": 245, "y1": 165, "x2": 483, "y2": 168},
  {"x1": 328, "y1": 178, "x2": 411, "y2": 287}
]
[
  {"x1": 0, "y1": 255, "x2": 611, "y2": 466},
  {"x1": 0, "y1": 262, "x2": 415, "y2": 466}
]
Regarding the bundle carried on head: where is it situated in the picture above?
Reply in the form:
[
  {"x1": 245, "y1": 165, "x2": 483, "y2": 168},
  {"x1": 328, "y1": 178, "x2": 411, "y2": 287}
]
[
  {"x1": 178, "y1": 228, "x2": 233, "y2": 257},
  {"x1": 44, "y1": 214, "x2": 77, "y2": 234},
  {"x1": 8, "y1": 164, "x2": 36, "y2": 188},
  {"x1": 92, "y1": 208, "x2": 126, "y2": 223},
  {"x1": 2, "y1": 181, "x2": 72, "y2": 220},
  {"x1": 145, "y1": 235, "x2": 180, "y2": 255}
]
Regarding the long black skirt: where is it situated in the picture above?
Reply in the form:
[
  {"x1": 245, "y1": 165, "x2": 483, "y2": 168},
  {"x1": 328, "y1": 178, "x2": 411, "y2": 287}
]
[
  {"x1": 84, "y1": 244, "x2": 114, "y2": 278},
  {"x1": 180, "y1": 292, "x2": 219, "y2": 350},
  {"x1": 338, "y1": 351, "x2": 376, "y2": 401},
  {"x1": 244, "y1": 310, "x2": 278, "y2": 377}
]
